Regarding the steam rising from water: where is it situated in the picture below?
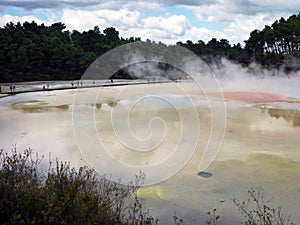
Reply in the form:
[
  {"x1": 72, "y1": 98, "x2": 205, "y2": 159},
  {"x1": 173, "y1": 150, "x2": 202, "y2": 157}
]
[
  {"x1": 210, "y1": 58, "x2": 300, "y2": 99},
  {"x1": 111, "y1": 53, "x2": 300, "y2": 100}
]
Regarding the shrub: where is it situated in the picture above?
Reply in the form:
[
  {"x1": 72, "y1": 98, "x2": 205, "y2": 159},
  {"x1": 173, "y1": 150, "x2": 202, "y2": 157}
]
[
  {"x1": 0, "y1": 147, "x2": 158, "y2": 225},
  {"x1": 232, "y1": 187, "x2": 296, "y2": 225}
]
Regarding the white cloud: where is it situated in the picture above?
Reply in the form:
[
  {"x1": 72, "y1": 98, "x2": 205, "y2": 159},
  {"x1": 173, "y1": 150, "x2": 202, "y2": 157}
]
[
  {"x1": 1, "y1": 0, "x2": 300, "y2": 16},
  {"x1": 61, "y1": 8, "x2": 142, "y2": 32},
  {"x1": 184, "y1": 0, "x2": 299, "y2": 23},
  {"x1": 0, "y1": 7, "x2": 272, "y2": 45},
  {"x1": 121, "y1": 25, "x2": 227, "y2": 45},
  {"x1": 184, "y1": 27, "x2": 227, "y2": 43},
  {"x1": 184, "y1": 3, "x2": 235, "y2": 23},
  {"x1": 224, "y1": 13, "x2": 271, "y2": 43},
  {"x1": 185, "y1": 4, "x2": 236, "y2": 23},
  {"x1": 142, "y1": 15, "x2": 190, "y2": 36},
  {"x1": 0, "y1": 14, "x2": 50, "y2": 27},
  {"x1": 61, "y1": 9, "x2": 106, "y2": 32},
  {"x1": 63, "y1": 8, "x2": 225, "y2": 45},
  {"x1": 236, "y1": 0, "x2": 300, "y2": 13},
  {"x1": 93, "y1": 9, "x2": 141, "y2": 29},
  {"x1": 224, "y1": 12, "x2": 294, "y2": 44},
  {"x1": 62, "y1": 9, "x2": 194, "y2": 44},
  {"x1": 126, "y1": 1, "x2": 162, "y2": 12},
  {"x1": 183, "y1": 0, "x2": 299, "y2": 44},
  {"x1": 1, "y1": 0, "x2": 300, "y2": 45}
]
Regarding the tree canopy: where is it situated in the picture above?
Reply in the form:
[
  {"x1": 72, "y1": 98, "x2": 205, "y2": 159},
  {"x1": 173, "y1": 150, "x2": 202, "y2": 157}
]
[
  {"x1": 1, "y1": 12, "x2": 300, "y2": 83},
  {"x1": 244, "y1": 13, "x2": 300, "y2": 70},
  {"x1": 0, "y1": 22, "x2": 137, "y2": 82}
]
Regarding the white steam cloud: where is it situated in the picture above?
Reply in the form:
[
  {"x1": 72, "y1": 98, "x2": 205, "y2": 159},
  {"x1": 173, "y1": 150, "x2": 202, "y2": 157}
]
[{"x1": 207, "y1": 58, "x2": 300, "y2": 99}]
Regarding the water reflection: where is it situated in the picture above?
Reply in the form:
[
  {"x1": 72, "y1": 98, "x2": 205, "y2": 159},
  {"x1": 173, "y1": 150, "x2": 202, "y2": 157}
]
[
  {"x1": 262, "y1": 107, "x2": 300, "y2": 127},
  {"x1": 96, "y1": 103, "x2": 102, "y2": 109},
  {"x1": 10, "y1": 100, "x2": 119, "y2": 113},
  {"x1": 11, "y1": 101, "x2": 69, "y2": 113},
  {"x1": 107, "y1": 100, "x2": 118, "y2": 108}
]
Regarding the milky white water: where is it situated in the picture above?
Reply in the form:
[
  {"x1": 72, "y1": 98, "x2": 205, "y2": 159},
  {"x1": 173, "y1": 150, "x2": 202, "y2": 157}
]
[{"x1": 0, "y1": 81, "x2": 299, "y2": 224}]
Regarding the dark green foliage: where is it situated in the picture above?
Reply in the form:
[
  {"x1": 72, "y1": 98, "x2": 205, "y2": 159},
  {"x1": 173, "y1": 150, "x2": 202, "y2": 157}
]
[
  {"x1": 244, "y1": 13, "x2": 300, "y2": 70},
  {"x1": 0, "y1": 147, "x2": 158, "y2": 225},
  {"x1": 1, "y1": 12, "x2": 300, "y2": 83},
  {"x1": 0, "y1": 148, "x2": 43, "y2": 224},
  {"x1": 176, "y1": 38, "x2": 248, "y2": 65},
  {"x1": 0, "y1": 22, "x2": 134, "y2": 83}
]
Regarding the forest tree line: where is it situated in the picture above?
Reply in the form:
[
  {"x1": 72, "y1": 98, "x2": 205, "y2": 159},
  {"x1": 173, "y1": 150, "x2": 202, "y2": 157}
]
[{"x1": 1, "y1": 12, "x2": 300, "y2": 83}]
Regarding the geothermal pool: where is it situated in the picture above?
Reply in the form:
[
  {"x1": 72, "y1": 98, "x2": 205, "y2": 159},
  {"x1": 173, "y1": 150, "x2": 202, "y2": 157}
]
[{"x1": 0, "y1": 81, "x2": 299, "y2": 224}]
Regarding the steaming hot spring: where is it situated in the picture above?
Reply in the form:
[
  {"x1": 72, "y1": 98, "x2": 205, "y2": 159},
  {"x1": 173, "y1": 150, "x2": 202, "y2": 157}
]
[{"x1": 0, "y1": 74, "x2": 299, "y2": 224}]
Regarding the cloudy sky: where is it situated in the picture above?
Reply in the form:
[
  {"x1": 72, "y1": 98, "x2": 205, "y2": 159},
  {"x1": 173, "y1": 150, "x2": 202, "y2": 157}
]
[{"x1": 0, "y1": 0, "x2": 299, "y2": 45}]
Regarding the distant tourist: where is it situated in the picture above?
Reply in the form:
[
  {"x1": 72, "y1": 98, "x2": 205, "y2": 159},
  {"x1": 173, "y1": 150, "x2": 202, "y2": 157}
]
[
  {"x1": 93, "y1": 80, "x2": 95, "y2": 84},
  {"x1": 80, "y1": 80, "x2": 83, "y2": 86},
  {"x1": 71, "y1": 81, "x2": 74, "y2": 87},
  {"x1": 111, "y1": 79, "x2": 113, "y2": 83},
  {"x1": 9, "y1": 84, "x2": 13, "y2": 93},
  {"x1": 13, "y1": 85, "x2": 15, "y2": 92}
]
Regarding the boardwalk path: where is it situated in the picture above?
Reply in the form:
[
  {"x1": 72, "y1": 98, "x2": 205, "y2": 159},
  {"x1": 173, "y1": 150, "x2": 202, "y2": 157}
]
[{"x1": 0, "y1": 79, "x2": 176, "y2": 95}]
